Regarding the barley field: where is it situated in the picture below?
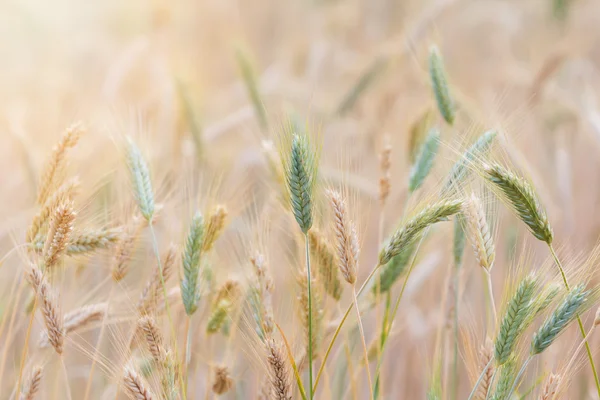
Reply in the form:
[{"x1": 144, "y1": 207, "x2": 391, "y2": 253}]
[{"x1": 3, "y1": 0, "x2": 600, "y2": 399}]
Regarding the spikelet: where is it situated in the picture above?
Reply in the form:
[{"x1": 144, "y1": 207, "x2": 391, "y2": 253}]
[
  {"x1": 125, "y1": 137, "x2": 155, "y2": 222},
  {"x1": 474, "y1": 338, "x2": 494, "y2": 400},
  {"x1": 428, "y1": 45, "x2": 455, "y2": 125},
  {"x1": 180, "y1": 212, "x2": 204, "y2": 315},
  {"x1": 250, "y1": 252, "x2": 274, "y2": 338},
  {"x1": 202, "y1": 205, "x2": 228, "y2": 252},
  {"x1": 65, "y1": 227, "x2": 122, "y2": 255},
  {"x1": 373, "y1": 241, "x2": 416, "y2": 294},
  {"x1": 27, "y1": 178, "x2": 79, "y2": 243},
  {"x1": 27, "y1": 267, "x2": 64, "y2": 354},
  {"x1": 43, "y1": 200, "x2": 76, "y2": 269},
  {"x1": 484, "y1": 163, "x2": 553, "y2": 243},
  {"x1": 139, "y1": 315, "x2": 165, "y2": 363},
  {"x1": 36, "y1": 123, "x2": 83, "y2": 206},
  {"x1": 160, "y1": 350, "x2": 178, "y2": 400},
  {"x1": 409, "y1": 127, "x2": 440, "y2": 192},
  {"x1": 539, "y1": 373, "x2": 559, "y2": 400},
  {"x1": 212, "y1": 365, "x2": 234, "y2": 395},
  {"x1": 207, "y1": 299, "x2": 232, "y2": 334},
  {"x1": 124, "y1": 366, "x2": 155, "y2": 400},
  {"x1": 138, "y1": 245, "x2": 176, "y2": 315},
  {"x1": 408, "y1": 108, "x2": 434, "y2": 164},
  {"x1": 495, "y1": 276, "x2": 538, "y2": 365},
  {"x1": 445, "y1": 130, "x2": 497, "y2": 190},
  {"x1": 308, "y1": 229, "x2": 342, "y2": 301},
  {"x1": 379, "y1": 200, "x2": 462, "y2": 265},
  {"x1": 453, "y1": 214, "x2": 467, "y2": 268},
  {"x1": 39, "y1": 303, "x2": 107, "y2": 348},
  {"x1": 490, "y1": 358, "x2": 517, "y2": 400},
  {"x1": 236, "y1": 47, "x2": 268, "y2": 130},
  {"x1": 327, "y1": 189, "x2": 359, "y2": 285},
  {"x1": 379, "y1": 135, "x2": 392, "y2": 206},
  {"x1": 297, "y1": 269, "x2": 323, "y2": 360},
  {"x1": 266, "y1": 338, "x2": 292, "y2": 400},
  {"x1": 112, "y1": 218, "x2": 145, "y2": 282},
  {"x1": 283, "y1": 134, "x2": 318, "y2": 234},
  {"x1": 463, "y1": 194, "x2": 495, "y2": 270},
  {"x1": 18, "y1": 365, "x2": 43, "y2": 400},
  {"x1": 531, "y1": 285, "x2": 589, "y2": 355}
]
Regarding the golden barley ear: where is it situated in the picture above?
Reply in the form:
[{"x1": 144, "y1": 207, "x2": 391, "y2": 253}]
[
  {"x1": 123, "y1": 365, "x2": 156, "y2": 400},
  {"x1": 39, "y1": 303, "x2": 107, "y2": 348},
  {"x1": 42, "y1": 200, "x2": 76, "y2": 269},
  {"x1": 18, "y1": 365, "x2": 43, "y2": 400},
  {"x1": 326, "y1": 189, "x2": 359, "y2": 285},
  {"x1": 266, "y1": 338, "x2": 293, "y2": 400},
  {"x1": 463, "y1": 194, "x2": 495, "y2": 270},
  {"x1": 212, "y1": 365, "x2": 234, "y2": 395}
]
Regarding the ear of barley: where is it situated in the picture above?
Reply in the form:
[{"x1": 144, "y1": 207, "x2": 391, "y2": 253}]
[
  {"x1": 373, "y1": 240, "x2": 416, "y2": 294},
  {"x1": 490, "y1": 358, "x2": 517, "y2": 400},
  {"x1": 112, "y1": 218, "x2": 145, "y2": 282},
  {"x1": 212, "y1": 365, "x2": 234, "y2": 395},
  {"x1": 379, "y1": 199, "x2": 462, "y2": 265},
  {"x1": 474, "y1": 338, "x2": 494, "y2": 400},
  {"x1": 445, "y1": 130, "x2": 497, "y2": 190},
  {"x1": 409, "y1": 108, "x2": 434, "y2": 164},
  {"x1": 308, "y1": 230, "x2": 342, "y2": 301},
  {"x1": 207, "y1": 299, "x2": 232, "y2": 334},
  {"x1": 139, "y1": 315, "x2": 165, "y2": 363},
  {"x1": 531, "y1": 285, "x2": 589, "y2": 355},
  {"x1": 453, "y1": 214, "x2": 467, "y2": 268},
  {"x1": 235, "y1": 47, "x2": 268, "y2": 130},
  {"x1": 495, "y1": 276, "x2": 538, "y2": 365},
  {"x1": 43, "y1": 200, "x2": 76, "y2": 269},
  {"x1": 27, "y1": 267, "x2": 64, "y2": 354},
  {"x1": 27, "y1": 178, "x2": 79, "y2": 243},
  {"x1": 125, "y1": 137, "x2": 155, "y2": 222},
  {"x1": 18, "y1": 365, "x2": 43, "y2": 400},
  {"x1": 429, "y1": 45, "x2": 455, "y2": 125},
  {"x1": 327, "y1": 189, "x2": 359, "y2": 285},
  {"x1": 539, "y1": 373, "x2": 559, "y2": 400},
  {"x1": 266, "y1": 338, "x2": 292, "y2": 400},
  {"x1": 409, "y1": 127, "x2": 440, "y2": 192},
  {"x1": 160, "y1": 350, "x2": 178, "y2": 400},
  {"x1": 180, "y1": 212, "x2": 204, "y2": 316},
  {"x1": 138, "y1": 245, "x2": 177, "y2": 315},
  {"x1": 36, "y1": 123, "x2": 83, "y2": 206},
  {"x1": 249, "y1": 252, "x2": 274, "y2": 339},
  {"x1": 336, "y1": 56, "x2": 388, "y2": 116},
  {"x1": 124, "y1": 366, "x2": 155, "y2": 400},
  {"x1": 284, "y1": 134, "x2": 317, "y2": 234},
  {"x1": 39, "y1": 303, "x2": 107, "y2": 348},
  {"x1": 63, "y1": 227, "x2": 122, "y2": 255},
  {"x1": 297, "y1": 270, "x2": 323, "y2": 360},
  {"x1": 379, "y1": 135, "x2": 392, "y2": 205},
  {"x1": 463, "y1": 194, "x2": 495, "y2": 270},
  {"x1": 484, "y1": 163, "x2": 553, "y2": 243},
  {"x1": 202, "y1": 204, "x2": 228, "y2": 252}
]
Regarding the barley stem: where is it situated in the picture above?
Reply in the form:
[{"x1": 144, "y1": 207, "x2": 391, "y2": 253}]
[
  {"x1": 16, "y1": 294, "x2": 37, "y2": 397},
  {"x1": 353, "y1": 286, "x2": 374, "y2": 400},
  {"x1": 304, "y1": 234, "x2": 314, "y2": 400},
  {"x1": 507, "y1": 355, "x2": 533, "y2": 399},
  {"x1": 548, "y1": 244, "x2": 600, "y2": 397},
  {"x1": 467, "y1": 358, "x2": 494, "y2": 400},
  {"x1": 61, "y1": 357, "x2": 73, "y2": 400},
  {"x1": 558, "y1": 325, "x2": 596, "y2": 393},
  {"x1": 483, "y1": 269, "x2": 497, "y2": 327}
]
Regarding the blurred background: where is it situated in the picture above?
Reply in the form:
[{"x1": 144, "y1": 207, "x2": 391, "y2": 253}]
[{"x1": 3, "y1": 0, "x2": 600, "y2": 398}]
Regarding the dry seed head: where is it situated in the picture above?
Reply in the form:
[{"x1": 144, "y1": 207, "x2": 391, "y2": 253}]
[
  {"x1": 42, "y1": 200, "x2": 76, "y2": 269},
  {"x1": 139, "y1": 315, "x2": 165, "y2": 363},
  {"x1": 65, "y1": 227, "x2": 122, "y2": 255},
  {"x1": 327, "y1": 189, "x2": 359, "y2": 285},
  {"x1": 266, "y1": 338, "x2": 292, "y2": 400},
  {"x1": 379, "y1": 199, "x2": 462, "y2": 265},
  {"x1": 125, "y1": 136, "x2": 155, "y2": 222},
  {"x1": 539, "y1": 373, "x2": 559, "y2": 400},
  {"x1": 202, "y1": 205, "x2": 228, "y2": 252},
  {"x1": 18, "y1": 365, "x2": 43, "y2": 400},
  {"x1": 308, "y1": 229, "x2": 342, "y2": 301},
  {"x1": 379, "y1": 135, "x2": 392, "y2": 205},
  {"x1": 112, "y1": 218, "x2": 145, "y2": 282},
  {"x1": 39, "y1": 302, "x2": 107, "y2": 348},
  {"x1": 484, "y1": 163, "x2": 553, "y2": 244},
  {"x1": 138, "y1": 244, "x2": 176, "y2": 315},
  {"x1": 124, "y1": 365, "x2": 155, "y2": 400},
  {"x1": 212, "y1": 365, "x2": 234, "y2": 395},
  {"x1": 297, "y1": 269, "x2": 323, "y2": 360},
  {"x1": 474, "y1": 338, "x2": 494, "y2": 400},
  {"x1": 36, "y1": 123, "x2": 83, "y2": 206},
  {"x1": 428, "y1": 45, "x2": 455, "y2": 125},
  {"x1": 27, "y1": 267, "x2": 64, "y2": 354},
  {"x1": 250, "y1": 252, "x2": 274, "y2": 337},
  {"x1": 463, "y1": 194, "x2": 495, "y2": 270}
]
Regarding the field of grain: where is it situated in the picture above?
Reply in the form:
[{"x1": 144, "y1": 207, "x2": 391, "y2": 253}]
[{"x1": 3, "y1": 0, "x2": 600, "y2": 399}]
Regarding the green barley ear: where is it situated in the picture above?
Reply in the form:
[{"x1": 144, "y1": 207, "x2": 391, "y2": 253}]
[
  {"x1": 453, "y1": 215, "x2": 467, "y2": 268},
  {"x1": 373, "y1": 241, "x2": 417, "y2": 295},
  {"x1": 445, "y1": 130, "x2": 497, "y2": 190},
  {"x1": 495, "y1": 276, "x2": 538, "y2": 365},
  {"x1": 125, "y1": 137, "x2": 155, "y2": 222},
  {"x1": 429, "y1": 45, "x2": 455, "y2": 125},
  {"x1": 180, "y1": 212, "x2": 204, "y2": 316},
  {"x1": 531, "y1": 285, "x2": 589, "y2": 355},
  {"x1": 207, "y1": 299, "x2": 231, "y2": 334},
  {"x1": 484, "y1": 163, "x2": 553, "y2": 244},
  {"x1": 336, "y1": 57, "x2": 388, "y2": 116},
  {"x1": 235, "y1": 47, "x2": 268, "y2": 131},
  {"x1": 490, "y1": 358, "x2": 517, "y2": 400},
  {"x1": 379, "y1": 200, "x2": 462, "y2": 265},
  {"x1": 408, "y1": 108, "x2": 434, "y2": 164},
  {"x1": 283, "y1": 133, "x2": 318, "y2": 234},
  {"x1": 409, "y1": 127, "x2": 440, "y2": 192}
]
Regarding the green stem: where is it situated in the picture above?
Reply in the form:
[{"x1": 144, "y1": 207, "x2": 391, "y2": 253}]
[
  {"x1": 549, "y1": 244, "x2": 600, "y2": 398},
  {"x1": 507, "y1": 355, "x2": 533, "y2": 399},
  {"x1": 467, "y1": 358, "x2": 494, "y2": 400},
  {"x1": 305, "y1": 234, "x2": 314, "y2": 400},
  {"x1": 451, "y1": 270, "x2": 459, "y2": 400},
  {"x1": 373, "y1": 292, "x2": 391, "y2": 399},
  {"x1": 483, "y1": 268, "x2": 497, "y2": 327}
]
